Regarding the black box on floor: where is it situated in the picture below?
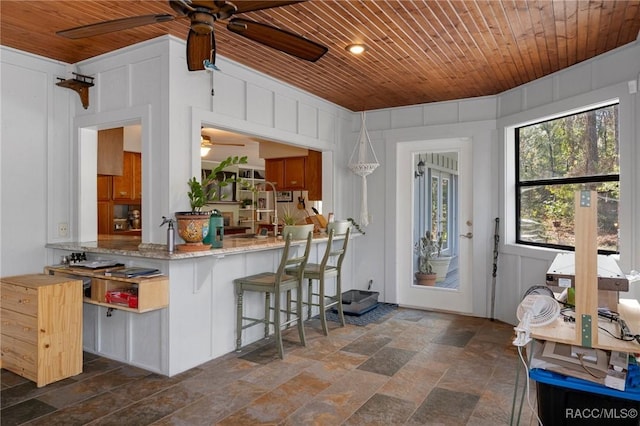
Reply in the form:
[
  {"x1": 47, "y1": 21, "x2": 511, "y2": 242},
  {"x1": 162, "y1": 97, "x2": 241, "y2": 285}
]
[
  {"x1": 530, "y1": 368, "x2": 640, "y2": 426},
  {"x1": 341, "y1": 290, "x2": 379, "y2": 315}
]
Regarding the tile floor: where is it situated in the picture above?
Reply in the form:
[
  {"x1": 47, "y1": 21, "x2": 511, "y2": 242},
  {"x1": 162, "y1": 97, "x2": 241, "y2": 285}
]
[{"x1": 1, "y1": 307, "x2": 537, "y2": 425}]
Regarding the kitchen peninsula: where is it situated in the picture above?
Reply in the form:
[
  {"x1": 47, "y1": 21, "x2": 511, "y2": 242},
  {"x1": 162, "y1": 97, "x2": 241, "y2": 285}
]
[{"x1": 46, "y1": 232, "x2": 355, "y2": 376}]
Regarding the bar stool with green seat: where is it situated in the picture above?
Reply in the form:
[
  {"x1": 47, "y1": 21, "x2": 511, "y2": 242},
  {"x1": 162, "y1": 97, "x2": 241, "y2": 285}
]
[
  {"x1": 287, "y1": 227, "x2": 351, "y2": 335},
  {"x1": 234, "y1": 232, "x2": 312, "y2": 359}
]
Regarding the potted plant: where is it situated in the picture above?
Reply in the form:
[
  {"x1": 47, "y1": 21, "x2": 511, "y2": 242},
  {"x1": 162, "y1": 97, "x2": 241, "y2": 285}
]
[
  {"x1": 175, "y1": 156, "x2": 247, "y2": 251},
  {"x1": 428, "y1": 231, "x2": 452, "y2": 282},
  {"x1": 280, "y1": 205, "x2": 314, "y2": 240},
  {"x1": 414, "y1": 231, "x2": 437, "y2": 286},
  {"x1": 241, "y1": 198, "x2": 253, "y2": 209}
]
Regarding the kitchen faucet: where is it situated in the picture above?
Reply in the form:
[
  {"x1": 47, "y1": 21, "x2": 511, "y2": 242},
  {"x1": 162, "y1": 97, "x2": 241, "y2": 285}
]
[{"x1": 260, "y1": 181, "x2": 278, "y2": 236}]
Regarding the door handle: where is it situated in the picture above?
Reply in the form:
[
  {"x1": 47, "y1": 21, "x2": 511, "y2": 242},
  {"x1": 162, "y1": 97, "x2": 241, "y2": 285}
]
[{"x1": 460, "y1": 232, "x2": 473, "y2": 239}]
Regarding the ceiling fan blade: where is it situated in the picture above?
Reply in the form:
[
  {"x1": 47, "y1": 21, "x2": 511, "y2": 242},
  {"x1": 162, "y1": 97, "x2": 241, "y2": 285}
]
[
  {"x1": 186, "y1": 29, "x2": 215, "y2": 71},
  {"x1": 56, "y1": 15, "x2": 175, "y2": 39},
  {"x1": 231, "y1": 1, "x2": 305, "y2": 14},
  {"x1": 227, "y1": 18, "x2": 327, "y2": 62}
]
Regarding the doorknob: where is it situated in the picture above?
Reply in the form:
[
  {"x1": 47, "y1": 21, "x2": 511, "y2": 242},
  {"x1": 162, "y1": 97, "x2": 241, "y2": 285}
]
[{"x1": 460, "y1": 232, "x2": 473, "y2": 239}]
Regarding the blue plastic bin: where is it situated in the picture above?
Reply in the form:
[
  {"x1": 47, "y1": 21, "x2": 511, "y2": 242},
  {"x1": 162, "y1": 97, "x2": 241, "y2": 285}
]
[{"x1": 530, "y1": 367, "x2": 640, "y2": 425}]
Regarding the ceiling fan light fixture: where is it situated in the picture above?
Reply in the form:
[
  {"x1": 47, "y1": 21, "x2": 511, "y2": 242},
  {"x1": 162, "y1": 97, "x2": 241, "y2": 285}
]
[{"x1": 346, "y1": 44, "x2": 367, "y2": 55}]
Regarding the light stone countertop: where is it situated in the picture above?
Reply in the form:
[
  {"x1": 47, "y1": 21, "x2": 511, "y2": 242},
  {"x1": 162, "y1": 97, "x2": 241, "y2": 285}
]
[{"x1": 46, "y1": 232, "x2": 353, "y2": 260}]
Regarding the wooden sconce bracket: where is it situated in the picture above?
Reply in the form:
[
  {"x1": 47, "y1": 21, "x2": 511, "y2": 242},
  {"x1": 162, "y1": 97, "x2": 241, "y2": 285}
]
[{"x1": 56, "y1": 73, "x2": 94, "y2": 109}]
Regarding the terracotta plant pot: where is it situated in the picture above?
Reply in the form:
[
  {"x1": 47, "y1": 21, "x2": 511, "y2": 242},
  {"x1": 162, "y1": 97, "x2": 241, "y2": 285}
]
[
  {"x1": 415, "y1": 272, "x2": 437, "y2": 286},
  {"x1": 175, "y1": 212, "x2": 211, "y2": 251}
]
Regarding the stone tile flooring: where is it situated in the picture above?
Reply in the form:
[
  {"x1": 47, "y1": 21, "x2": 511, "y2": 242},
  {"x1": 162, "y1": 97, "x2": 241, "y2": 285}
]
[{"x1": 1, "y1": 308, "x2": 537, "y2": 425}]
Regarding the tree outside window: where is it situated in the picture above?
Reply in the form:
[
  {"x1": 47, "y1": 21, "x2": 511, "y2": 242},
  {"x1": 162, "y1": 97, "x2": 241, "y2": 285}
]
[{"x1": 516, "y1": 103, "x2": 619, "y2": 253}]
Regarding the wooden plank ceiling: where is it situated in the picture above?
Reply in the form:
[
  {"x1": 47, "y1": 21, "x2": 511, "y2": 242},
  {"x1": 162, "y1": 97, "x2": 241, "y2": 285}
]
[{"x1": 1, "y1": 0, "x2": 639, "y2": 111}]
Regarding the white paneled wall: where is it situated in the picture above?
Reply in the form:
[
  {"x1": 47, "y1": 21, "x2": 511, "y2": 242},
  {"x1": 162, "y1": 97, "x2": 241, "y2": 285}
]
[{"x1": 1, "y1": 33, "x2": 639, "y2": 343}]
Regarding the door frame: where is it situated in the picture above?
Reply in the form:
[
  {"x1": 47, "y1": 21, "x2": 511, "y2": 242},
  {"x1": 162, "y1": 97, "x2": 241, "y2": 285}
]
[{"x1": 396, "y1": 137, "x2": 473, "y2": 313}]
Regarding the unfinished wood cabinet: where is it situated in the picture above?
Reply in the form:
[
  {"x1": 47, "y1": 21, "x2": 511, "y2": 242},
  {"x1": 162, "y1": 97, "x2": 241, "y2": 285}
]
[
  {"x1": 0, "y1": 274, "x2": 83, "y2": 387},
  {"x1": 97, "y1": 128, "x2": 124, "y2": 175}
]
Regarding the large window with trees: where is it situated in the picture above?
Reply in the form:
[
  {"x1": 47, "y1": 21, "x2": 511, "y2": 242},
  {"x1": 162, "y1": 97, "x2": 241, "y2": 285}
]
[{"x1": 516, "y1": 103, "x2": 619, "y2": 253}]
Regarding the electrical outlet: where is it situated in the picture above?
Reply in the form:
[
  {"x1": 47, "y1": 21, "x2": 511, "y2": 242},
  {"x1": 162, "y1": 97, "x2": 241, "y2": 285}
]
[{"x1": 58, "y1": 222, "x2": 68, "y2": 237}]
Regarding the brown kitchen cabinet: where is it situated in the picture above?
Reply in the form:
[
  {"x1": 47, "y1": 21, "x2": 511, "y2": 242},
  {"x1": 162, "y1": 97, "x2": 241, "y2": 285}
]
[
  {"x1": 0, "y1": 274, "x2": 83, "y2": 387},
  {"x1": 97, "y1": 175, "x2": 112, "y2": 201},
  {"x1": 97, "y1": 127, "x2": 124, "y2": 176},
  {"x1": 265, "y1": 156, "x2": 306, "y2": 190},
  {"x1": 305, "y1": 150, "x2": 322, "y2": 201},
  {"x1": 265, "y1": 150, "x2": 322, "y2": 200},
  {"x1": 113, "y1": 151, "x2": 141, "y2": 202},
  {"x1": 97, "y1": 201, "x2": 112, "y2": 235}
]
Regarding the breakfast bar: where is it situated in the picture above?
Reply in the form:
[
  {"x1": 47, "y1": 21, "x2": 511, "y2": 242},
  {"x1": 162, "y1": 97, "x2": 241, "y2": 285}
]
[{"x1": 45, "y1": 233, "x2": 355, "y2": 376}]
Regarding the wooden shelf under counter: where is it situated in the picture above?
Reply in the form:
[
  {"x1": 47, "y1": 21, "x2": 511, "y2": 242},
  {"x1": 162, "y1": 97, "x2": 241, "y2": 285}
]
[{"x1": 44, "y1": 266, "x2": 168, "y2": 313}]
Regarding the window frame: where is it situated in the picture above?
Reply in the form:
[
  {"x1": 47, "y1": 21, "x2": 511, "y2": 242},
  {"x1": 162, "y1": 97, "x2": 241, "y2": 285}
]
[{"x1": 514, "y1": 102, "x2": 620, "y2": 254}]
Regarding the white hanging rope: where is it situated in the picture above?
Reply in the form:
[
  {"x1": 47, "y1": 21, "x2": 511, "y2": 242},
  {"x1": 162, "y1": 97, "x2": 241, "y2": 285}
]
[{"x1": 348, "y1": 112, "x2": 379, "y2": 227}]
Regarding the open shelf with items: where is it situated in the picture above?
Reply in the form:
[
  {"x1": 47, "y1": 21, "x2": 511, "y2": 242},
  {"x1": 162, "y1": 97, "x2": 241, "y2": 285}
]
[
  {"x1": 44, "y1": 266, "x2": 168, "y2": 313},
  {"x1": 237, "y1": 166, "x2": 274, "y2": 233}
]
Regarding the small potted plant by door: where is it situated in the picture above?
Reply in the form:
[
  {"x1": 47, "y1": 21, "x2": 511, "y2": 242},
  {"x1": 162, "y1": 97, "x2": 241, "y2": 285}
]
[
  {"x1": 414, "y1": 231, "x2": 438, "y2": 286},
  {"x1": 280, "y1": 205, "x2": 314, "y2": 240},
  {"x1": 175, "y1": 156, "x2": 247, "y2": 251}
]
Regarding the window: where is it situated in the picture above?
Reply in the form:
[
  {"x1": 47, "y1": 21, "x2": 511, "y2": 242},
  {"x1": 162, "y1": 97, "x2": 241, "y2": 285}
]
[{"x1": 516, "y1": 103, "x2": 619, "y2": 253}]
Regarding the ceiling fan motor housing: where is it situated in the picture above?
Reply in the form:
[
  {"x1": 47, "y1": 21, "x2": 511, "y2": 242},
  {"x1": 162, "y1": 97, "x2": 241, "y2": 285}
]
[{"x1": 190, "y1": 10, "x2": 216, "y2": 34}]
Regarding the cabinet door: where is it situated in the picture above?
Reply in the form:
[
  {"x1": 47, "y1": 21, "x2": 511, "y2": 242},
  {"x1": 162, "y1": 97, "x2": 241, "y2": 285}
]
[
  {"x1": 283, "y1": 157, "x2": 305, "y2": 189},
  {"x1": 112, "y1": 152, "x2": 134, "y2": 200},
  {"x1": 112, "y1": 152, "x2": 141, "y2": 201},
  {"x1": 132, "y1": 152, "x2": 142, "y2": 201},
  {"x1": 306, "y1": 150, "x2": 322, "y2": 200},
  {"x1": 97, "y1": 201, "x2": 112, "y2": 234},
  {"x1": 97, "y1": 128, "x2": 124, "y2": 175},
  {"x1": 97, "y1": 175, "x2": 112, "y2": 201},
  {"x1": 265, "y1": 159, "x2": 285, "y2": 189}
]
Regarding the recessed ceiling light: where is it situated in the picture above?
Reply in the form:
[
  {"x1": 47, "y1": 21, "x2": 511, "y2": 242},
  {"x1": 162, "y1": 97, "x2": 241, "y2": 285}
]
[{"x1": 346, "y1": 44, "x2": 367, "y2": 54}]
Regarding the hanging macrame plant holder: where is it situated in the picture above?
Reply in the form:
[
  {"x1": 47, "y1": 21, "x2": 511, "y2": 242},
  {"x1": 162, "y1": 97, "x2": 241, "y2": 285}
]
[{"x1": 348, "y1": 112, "x2": 380, "y2": 227}]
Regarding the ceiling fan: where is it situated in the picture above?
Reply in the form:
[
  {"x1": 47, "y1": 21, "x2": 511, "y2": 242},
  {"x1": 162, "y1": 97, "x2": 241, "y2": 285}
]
[{"x1": 56, "y1": 0, "x2": 328, "y2": 71}]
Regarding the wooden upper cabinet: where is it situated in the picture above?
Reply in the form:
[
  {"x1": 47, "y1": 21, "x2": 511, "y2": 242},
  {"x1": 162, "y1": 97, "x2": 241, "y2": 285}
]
[
  {"x1": 113, "y1": 152, "x2": 141, "y2": 202},
  {"x1": 265, "y1": 158, "x2": 285, "y2": 189},
  {"x1": 97, "y1": 128, "x2": 124, "y2": 175},
  {"x1": 265, "y1": 157, "x2": 304, "y2": 190},
  {"x1": 264, "y1": 150, "x2": 322, "y2": 199},
  {"x1": 306, "y1": 150, "x2": 322, "y2": 201},
  {"x1": 97, "y1": 175, "x2": 112, "y2": 201},
  {"x1": 283, "y1": 157, "x2": 306, "y2": 190}
]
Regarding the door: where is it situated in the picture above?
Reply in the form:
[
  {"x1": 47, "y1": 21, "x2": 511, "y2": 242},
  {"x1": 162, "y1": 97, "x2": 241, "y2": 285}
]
[{"x1": 396, "y1": 138, "x2": 473, "y2": 313}]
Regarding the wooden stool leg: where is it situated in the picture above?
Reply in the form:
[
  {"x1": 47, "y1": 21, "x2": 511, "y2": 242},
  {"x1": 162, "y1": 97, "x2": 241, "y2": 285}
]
[
  {"x1": 274, "y1": 292, "x2": 283, "y2": 359},
  {"x1": 319, "y1": 276, "x2": 328, "y2": 336},
  {"x1": 296, "y1": 284, "x2": 306, "y2": 347},
  {"x1": 307, "y1": 278, "x2": 313, "y2": 320},
  {"x1": 336, "y1": 275, "x2": 345, "y2": 327},
  {"x1": 235, "y1": 287, "x2": 243, "y2": 351},
  {"x1": 264, "y1": 292, "x2": 271, "y2": 338},
  {"x1": 286, "y1": 289, "x2": 292, "y2": 327}
]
